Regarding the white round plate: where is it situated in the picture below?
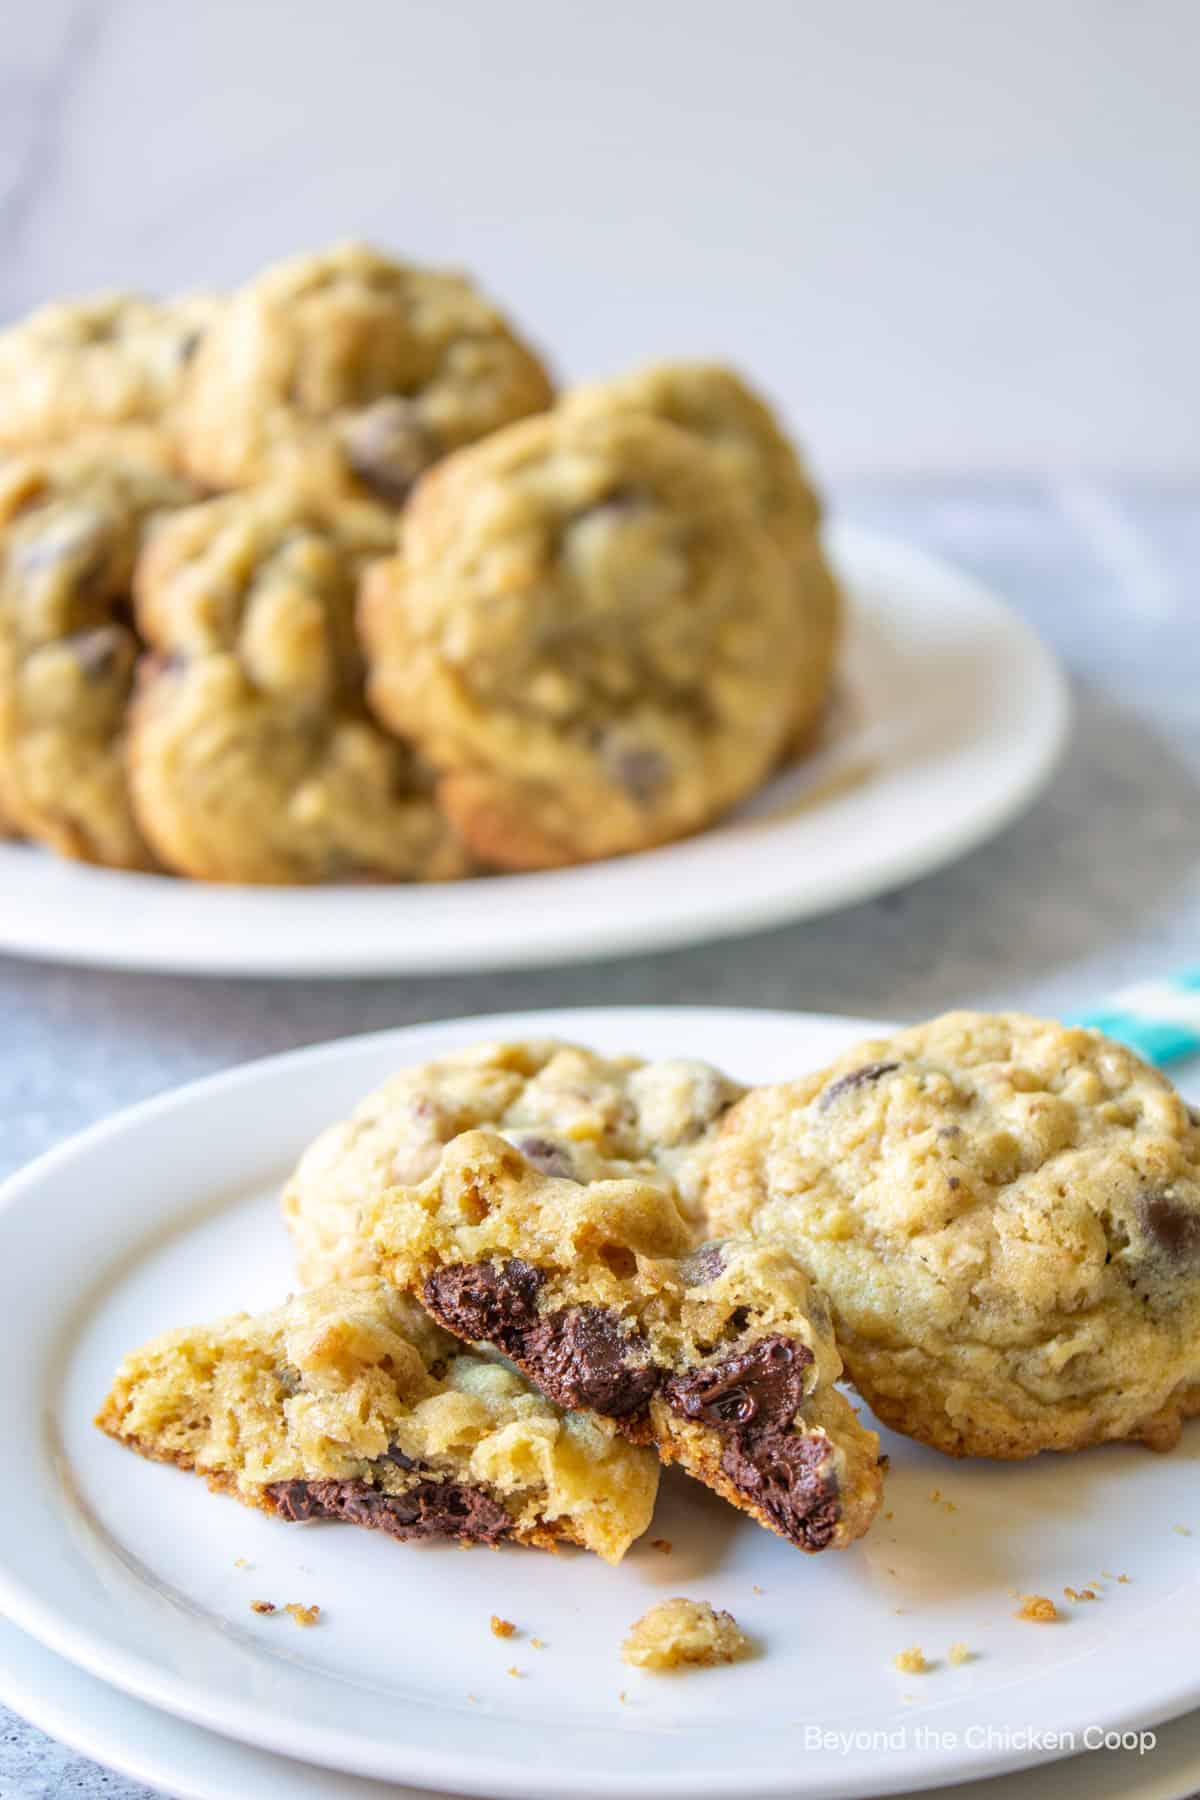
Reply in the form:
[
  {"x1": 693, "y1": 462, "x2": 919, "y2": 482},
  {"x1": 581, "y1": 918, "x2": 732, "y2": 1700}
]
[
  {"x1": 2, "y1": 1007, "x2": 1195, "y2": 1800},
  {"x1": 0, "y1": 526, "x2": 1068, "y2": 977},
  {"x1": 5, "y1": 1619, "x2": 1200, "y2": 1800}
]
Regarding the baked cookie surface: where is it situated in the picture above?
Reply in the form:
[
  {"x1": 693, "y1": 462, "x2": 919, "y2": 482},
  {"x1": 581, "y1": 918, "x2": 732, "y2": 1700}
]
[
  {"x1": 361, "y1": 409, "x2": 798, "y2": 868},
  {"x1": 178, "y1": 243, "x2": 552, "y2": 512},
  {"x1": 0, "y1": 431, "x2": 197, "y2": 868},
  {"x1": 283, "y1": 1038, "x2": 745, "y2": 1286},
  {"x1": 129, "y1": 485, "x2": 468, "y2": 883},
  {"x1": 0, "y1": 293, "x2": 219, "y2": 449},
  {"x1": 96, "y1": 1277, "x2": 659, "y2": 1563},
  {"x1": 564, "y1": 361, "x2": 840, "y2": 744},
  {"x1": 702, "y1": 1011, "x2": 1200, "y2": 1458},
  {"x1": 368, "y1": 1129, "x2": 882, "y2": 1551}
]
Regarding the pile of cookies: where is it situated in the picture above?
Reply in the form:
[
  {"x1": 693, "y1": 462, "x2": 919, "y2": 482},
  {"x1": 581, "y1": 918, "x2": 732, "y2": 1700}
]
[
  {"x1": 98, "y1": 1012, "x2": 1200, "y2": 1571},
  {"x1": 0, "y1": 243, "x2": 840, "y2": 882}
]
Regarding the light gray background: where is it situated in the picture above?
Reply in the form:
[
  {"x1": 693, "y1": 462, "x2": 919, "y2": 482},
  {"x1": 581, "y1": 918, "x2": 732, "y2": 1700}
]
[{"x1": 2, "y1": 3, "x2": 1199, "y2": 1796}]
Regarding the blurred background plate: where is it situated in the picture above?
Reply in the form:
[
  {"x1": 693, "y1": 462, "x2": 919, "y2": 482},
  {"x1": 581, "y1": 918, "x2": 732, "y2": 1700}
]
[{"x1": 0, "y1": 526, "x2": 1068, "y2": 977}]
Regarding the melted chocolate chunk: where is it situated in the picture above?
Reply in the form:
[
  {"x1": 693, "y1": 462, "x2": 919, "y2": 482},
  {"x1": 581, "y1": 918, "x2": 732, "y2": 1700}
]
[
  {"x1": 266, "y1": 1476, "x2": 511, "y2": 1545},
  {"x1": 664, "y1": 1333, "x2": 840, "y2": 1549},
  {"x1": 720, "y1": 1431, "x2": 840, "y2": 1550},
  {"x1": 343, "y1": 398, "x2": 438, "y2": 504},
  {"x1": 520, "y1": 1305, "x2": 662, "y2": 1416},
  {"x1": 511, "y1": 1135, "x2": 576, "y2": 1180},
  {"x1": 819, "y1": 1061, "x2": 900, "y2": 1110},
  {"x1": 663, "y1": 1334, "x2": 811, "y2": 1431},
  {"x1": 422, "y1": 1258, "x2": 544, "y2": 1353},
  {"x1": 1136, "y1": 1191, "x2": 1200, "y2": 1263}
]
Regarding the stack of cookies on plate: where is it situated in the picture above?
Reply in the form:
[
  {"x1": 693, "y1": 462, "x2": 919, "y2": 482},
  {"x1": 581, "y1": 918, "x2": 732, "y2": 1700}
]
[
  {"x1": 98, "y1": 1012, "x2": 1200, "y2": 1573},
  {"x1": 0, "y1": 244, "x2": 842, "y2": 882}
]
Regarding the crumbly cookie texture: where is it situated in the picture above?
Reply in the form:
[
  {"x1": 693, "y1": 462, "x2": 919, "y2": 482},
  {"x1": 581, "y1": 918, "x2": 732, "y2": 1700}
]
[
  {"x1": 0, "y1": 293, "x2": 220, "y2": 449},
  {"x1": 564, "y1": 361, "x2": 840, "y2": 744},
  {"x1": 96, "y1": 1278, "x2": 658, "y2": 1564},
  {"x1": 283, "y1": 1038, "x2": 744, "y2": 1286},
  {"x1": 129, "y1": 485, "x2": 468, "y2": 884},
  {"x1": 0, "y1": 432, "x2": 198, "y2": 868},
  {"x1": 367, "y1": 1130, "x2": 882, "y2": 1552},
  {"x1": 701, "y1": 1010, "x2": 1200, "y2": 1459},
  {"x1": 177, "y1": 243, "x2": 552, "y2": 514},
  {"x1": 361, "y1": 408, "x2": 798, "y2": 869},
  {"x1": 622, "y1": 1598, "x2": 752, "y2": 1670}
]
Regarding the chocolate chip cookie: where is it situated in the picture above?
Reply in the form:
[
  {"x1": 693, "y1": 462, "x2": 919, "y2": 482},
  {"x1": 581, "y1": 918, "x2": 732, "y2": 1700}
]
[
  {"x1": 129, "y1": 485, "x2": 469, "y2": 883},
  {"x1": 283, "y1": 1038, "x2": 744, "y2": 1286},
  {"x1": 565, "y1": 361, "x2": 841, "y2": 743},
  {"x1": 97, "y1": 1277, "x2": 659, "y2": 1562},
  {"x1": 177, "y1": 243, "x2": 552, "y2": 515},
  {"x1": 702, "y1": 1011, "x2": 1200, "y2": 1459},
  {"x1": 360, "y1": 408, "x2": 799, "y2": 868},
  {"x1": 0, "y1": 432, "x2": 198, "y2": 868},
  {"x1": 0, "y1": 292, "x2": 219, "y2": 449},
  {"x1": 367, "y1": 1130, "x2": 883, "y2": 1551}
]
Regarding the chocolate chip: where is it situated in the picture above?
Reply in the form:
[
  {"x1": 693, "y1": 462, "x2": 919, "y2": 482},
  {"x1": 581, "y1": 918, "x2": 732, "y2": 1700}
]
[
  {"x1": 422, "y1": 1259, "x2": 545, "y2": 1354},
  {"x1": 276, "y1": 1365, "x2": 303, "y2": 1396},
  {"x1": 1135, "y1": 1191, "x2": 1200, "y2": 1262},
  {"x1": 519, "y1": 1305, "x2": 662, "y2": 1417},
  {"x1": 266, "y1": 1476, "x2": 511, "y2": 1545},
  {"x1": 511, "y1": 1135, "x2": 576, "y2": 1180},
  {"x1": 664, "y1": 1334, "x2": 811, "y2": 1433},
  {"x1": 603, "y1": 741, "x2": 669, "y2": 807},
  {"x1": 343, "y1": 398, "x2": 439, "y2": 504},
  {"x1": 680, "y1": 1243, "x2": 726, "y2": 1287},
  {"x1": 719, "y1": 1431, "x2": 840, "y2": 1550},
  {"x1": 818, "y1": 1061, "x2": 900, "y2": 1110}
]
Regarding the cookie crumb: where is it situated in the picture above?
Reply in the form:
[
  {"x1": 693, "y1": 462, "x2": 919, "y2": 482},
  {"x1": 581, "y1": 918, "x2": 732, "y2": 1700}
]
[
  {"x1": 893, "y1": 1646, "x2": 928, "y2": 1674},
  {"x1": 531, "y1": 1636, "x2": 545, "y2": 1650},
  {"x1": 1064, "y1": 1586, "x2": 1097, "y2": 1602},
  {"x1": 751, "y1": 1584, "x2": 764, "y2": 1596},
  {"x1": 250, "y1": 1600, "x2": 276, "y2": 1615},
  {"x1": 650, "y1": 1538, "x2": 672, "y2": 1555},
  {"x1": 285, "y1": 1602, "x2": 321, "y2": 1628},
  {"x1": 233, "y1": 1557, "x2": 249, "y2": 1569},
  {"x1": 878, "y1": 1454, "x2": 891, "y2": 1471},
  {"x1": 506, "y1": 1665, "x2": 523, "y2": 1678},
  {"x1": 1174, "y1": 1525, "x2": 1192, "y2": 1537},
  {"x1": 622, "y1": 1598, "x2": 752, "y2": 1671},
  {"x1": 490, "y1": 1615, "x2": 516, "y2": 1639},
  {"x1": 884, "y1": 1510, "x2": 894, "y2": 1521},
  {"x1": 948, "y1": 1642, "x2": 971, "y2": 1666},
  {"x1": 1016, "y1": 1595, "x2": 1059, "y2": 1623},
  {"x1": 1118, "y1": 1573, "x2": 1131, "y2": 1584}
]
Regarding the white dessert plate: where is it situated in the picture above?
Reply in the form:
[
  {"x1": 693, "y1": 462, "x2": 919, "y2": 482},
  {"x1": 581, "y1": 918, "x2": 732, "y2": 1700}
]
[
  {"x1": 5, "y1": 1617, "x2": 1200, "y2": 1800},
  {"x1": 0, "y1": 526, "x2": 1068, "y2": 977},
  {"x1": 1, "y1": 1007, "x2": 1195, "y2": 1800}
]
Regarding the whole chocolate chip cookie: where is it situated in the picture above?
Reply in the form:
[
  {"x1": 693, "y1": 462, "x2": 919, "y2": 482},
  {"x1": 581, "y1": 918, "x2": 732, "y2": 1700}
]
[
  {"x1": 0, "y1": 432, "x2": 199, "y2": 868},
  {"x1": 97, "y1": 1277, "x2": 659, "y2": 1563},
  {"x1": 0, "y1": 293, "x2": 220, "y2": 449},
  {"x1": 367, "y1": 1129, "x2": 883, "y2": 1552},
  {"x1": 177, "y1": 243, "x2": 553, "y2": 514},
  {"x1": 129, "y1": 484, "x2": 469, "y2": 884},
  {"x1": 283, "y1": 1037, "x2": 744, "y2": 1286},
  {"x1": 360, "y1": 409, "x2": 799, "y2": 869},
  {"x1": 702, "y1": 1011, "x2": 1200, "y2": 1459},
  {"x1": 565, "y1": 361, "x2": 841, "y2": 745}
]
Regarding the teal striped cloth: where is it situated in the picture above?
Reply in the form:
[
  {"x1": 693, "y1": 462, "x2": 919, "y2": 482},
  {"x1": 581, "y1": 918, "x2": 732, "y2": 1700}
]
[{"x1": 1074, "y1": 967, "x2": 1200, "y2": 1067}]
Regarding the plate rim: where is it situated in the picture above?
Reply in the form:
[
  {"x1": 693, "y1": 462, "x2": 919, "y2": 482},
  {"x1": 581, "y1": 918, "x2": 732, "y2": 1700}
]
[
  {"x1": 2, "y1": 1005, "x2": 1195, "y2": 1800},
  {"x1": 0, "y1": 525, "x2": 1072, "y2": 977}
]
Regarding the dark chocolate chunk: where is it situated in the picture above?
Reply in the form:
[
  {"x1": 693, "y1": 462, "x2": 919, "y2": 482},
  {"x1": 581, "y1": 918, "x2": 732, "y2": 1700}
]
[
  {"x1": 1135, "y1": 1191, "x2": 1200, "y2": 1263},
  {"x1": 603, "y1": 741, "x2": 669, "y2": 806},
  {"x1": 343, "y1": 398, "x2": 438, "y2": 504},
  {"x1": 680, "y1": 1243, "x2": 726, "y2": 1288},
  {"x1": 719, "y1": 1431, "x2": 840, "y2": 1550},
  {"x1": 663, "y1": 1334, "x2": 811, "y2": 1432},
  {"x1": 511, "y1": 1135, "x2": 576, "y2": 1180},
  {"x1": 422, "y1": 1258, "x2": 544, "y2": 1353},
  {"x1": 819, "y1": 1061, "x2": 900, "y2": 1110},
  {"x1": 266, "y1": 1476, "x2": 511, "y2": 1545},
  {"x1": 520, "y1": 1306, "x2": 662, "y2": 1417}
]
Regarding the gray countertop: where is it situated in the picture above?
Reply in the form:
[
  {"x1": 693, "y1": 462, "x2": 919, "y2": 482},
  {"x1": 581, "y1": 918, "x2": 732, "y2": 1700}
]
[{"x1": 2, "y1": 476, "x2": 1198, "y2": 1798}]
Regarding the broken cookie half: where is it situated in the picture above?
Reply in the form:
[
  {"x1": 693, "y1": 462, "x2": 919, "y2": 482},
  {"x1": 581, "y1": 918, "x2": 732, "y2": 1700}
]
[
  {"x1": 96, "y1": 1277, "x2": 658, "y2": 1564},
  {"x1": 367, "y1": 1130, "x2": 883, "y2": 1552}
]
